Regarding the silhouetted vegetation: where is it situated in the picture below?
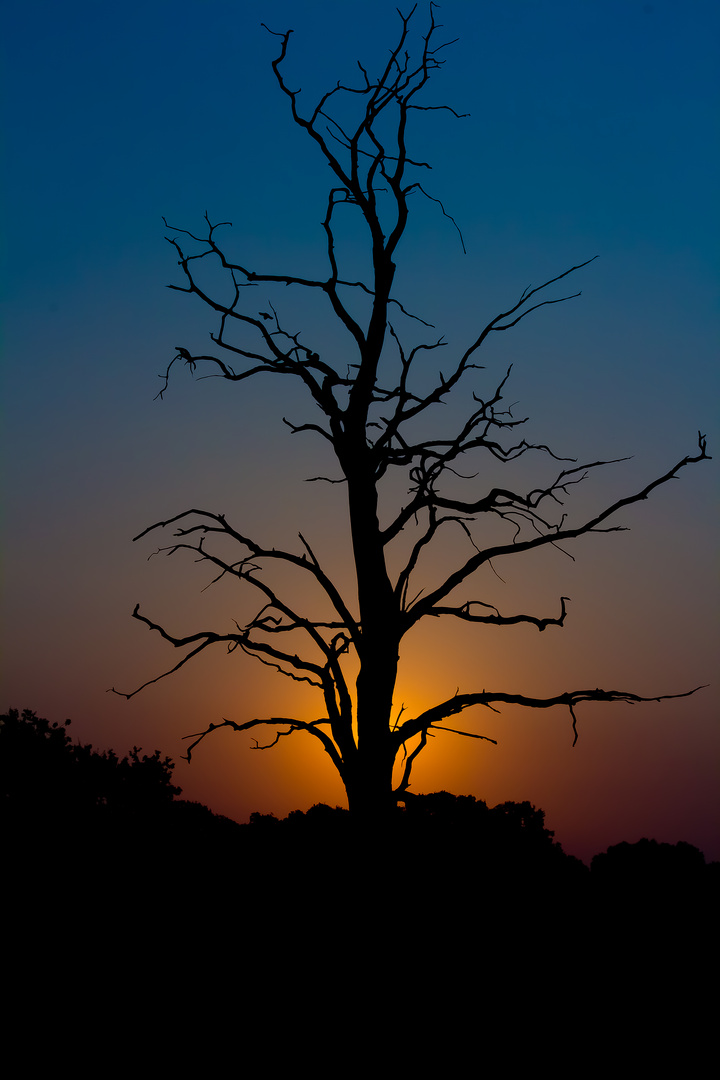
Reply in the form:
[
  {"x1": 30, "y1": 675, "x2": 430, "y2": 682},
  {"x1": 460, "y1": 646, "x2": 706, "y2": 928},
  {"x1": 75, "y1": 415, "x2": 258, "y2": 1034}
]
[
  {"x1": 1, "y1": 707, "x2": 181, "y2": 828},
  {"x1": 591, "y1": 836, "x2": 711, "y2": 894},
  {"x1": 1, "y1": 695, "x2": 716, "y2": 976},
  {"x1": 3, "y1": 708, "x2": 715, "y2": 918},
  {"x1": 3, "y1": 707, "x2": 712, "y2": 1070}
]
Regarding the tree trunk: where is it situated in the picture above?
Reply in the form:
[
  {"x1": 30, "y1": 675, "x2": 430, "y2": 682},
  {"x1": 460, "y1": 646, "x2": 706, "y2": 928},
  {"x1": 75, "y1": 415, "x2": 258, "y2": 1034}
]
[
  {"x1": 344, "y1": 445, "x2": 400, "y2": 821},
  {"x1": 345, "y1": 750, "x2": 396, "y2": 821}
]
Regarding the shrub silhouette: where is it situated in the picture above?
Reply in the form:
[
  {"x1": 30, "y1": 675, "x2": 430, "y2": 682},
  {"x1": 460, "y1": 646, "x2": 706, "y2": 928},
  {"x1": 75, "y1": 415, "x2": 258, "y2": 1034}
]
[
  {"x1": 591, "y1": 837, "x2": 708, "y2": 890},
  {"x1": 3, "y1": 709, "x2": 713, "y2": 918},
  {"x1": 0, "y1": 707, "x2": 181, "y2": 833}
]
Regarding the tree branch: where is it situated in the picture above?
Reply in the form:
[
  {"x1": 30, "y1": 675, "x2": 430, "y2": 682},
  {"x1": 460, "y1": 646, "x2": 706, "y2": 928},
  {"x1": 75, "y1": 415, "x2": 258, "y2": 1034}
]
[
  {"x1": 427, "y1": 596, "x2": 569, "y2": 631},
  {"x1": 133, "y1": 509, "x2": 360, "y2": 644},
  {"x1": 404, "y1": 434, "x2": 710, "y2": 629},
  {"x1": 394, "y1": 684, "x2": 707, "y2": 751},
  {"x1": 182, "y1": 715, "x2": 345, "y2": 775}
]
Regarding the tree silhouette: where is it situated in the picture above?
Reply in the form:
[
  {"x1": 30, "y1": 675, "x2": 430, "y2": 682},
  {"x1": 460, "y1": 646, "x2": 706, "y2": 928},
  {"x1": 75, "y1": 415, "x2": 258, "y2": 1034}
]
[
  {"x1": 113, "y1": 8, "x2": 708, "y2": 821},
  {"x1": 0, "y1": 707, "x2": 181, "y2": 828}
]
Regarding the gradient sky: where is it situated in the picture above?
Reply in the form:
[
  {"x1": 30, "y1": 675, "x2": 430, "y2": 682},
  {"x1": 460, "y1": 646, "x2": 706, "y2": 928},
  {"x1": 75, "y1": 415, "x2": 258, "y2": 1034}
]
[{"x1": 3, "y1": 0, "x2": 718, "y2": 864}]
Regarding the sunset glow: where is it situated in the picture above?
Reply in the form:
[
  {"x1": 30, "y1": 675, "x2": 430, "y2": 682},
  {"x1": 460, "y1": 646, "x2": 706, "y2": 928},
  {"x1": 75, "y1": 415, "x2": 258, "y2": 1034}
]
[{"x1": 2, "y1": 0, "x2": 718, "y2": 865}]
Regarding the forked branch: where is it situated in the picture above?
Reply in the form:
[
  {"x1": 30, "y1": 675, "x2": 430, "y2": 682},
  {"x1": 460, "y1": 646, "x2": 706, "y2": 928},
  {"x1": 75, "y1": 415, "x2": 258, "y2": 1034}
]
[
  {"x1": 404, "y1": 434, "x2": 710, "y2": 629},
  {"x1": 182, "y1": 715, "x2": 345, "y2": 775},
  {"x1": 395, "y1": 684, "x2": 707, "y2": 755}
]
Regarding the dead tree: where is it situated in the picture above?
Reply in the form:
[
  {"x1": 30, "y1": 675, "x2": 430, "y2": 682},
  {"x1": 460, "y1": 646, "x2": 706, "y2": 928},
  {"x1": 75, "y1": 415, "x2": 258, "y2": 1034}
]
[{"x1": 113, "y1": 8, "x2": 709, "y2": 821}]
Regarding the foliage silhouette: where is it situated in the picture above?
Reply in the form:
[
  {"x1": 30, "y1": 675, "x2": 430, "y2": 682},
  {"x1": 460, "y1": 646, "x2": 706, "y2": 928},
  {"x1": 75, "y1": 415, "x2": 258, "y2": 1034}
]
[
  {"x1": 591, "y1": 837, "x2": 709, "y2": 889},
  {"x1": 4, "y1": 712, "x2": 713, "y2": 1068},
  {"x1": 3, "y1": 707, "x2": 716, "y2": 922},
  {"x1": 1, "y1": 706, "x2": 251, "y2": 917},
  {"x1": 0, "y1": 707, "x2": 181, "y2": 836},
  {"x1": 114, "y1": 7, "x2": 709, "y2": 820}
]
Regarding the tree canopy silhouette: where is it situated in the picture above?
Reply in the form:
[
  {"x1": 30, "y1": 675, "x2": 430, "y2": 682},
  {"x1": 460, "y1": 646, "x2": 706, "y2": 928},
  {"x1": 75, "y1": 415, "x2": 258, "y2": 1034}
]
[
  {"x1": 0, "y1": 707, "x2": 181, "y2": 827},
  {"x1": 113, "y1": 7, "x2": 708, "y2": 820}
]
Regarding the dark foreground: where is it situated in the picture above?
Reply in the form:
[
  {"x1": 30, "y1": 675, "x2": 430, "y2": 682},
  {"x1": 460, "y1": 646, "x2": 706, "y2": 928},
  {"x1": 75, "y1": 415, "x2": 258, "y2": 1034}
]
[
  {"x1": 2, "y1": 710, "x2": 716, "y2": 1065},
  {"x1": 2, "y1": 707, "x2": 716, "y2": 899}
]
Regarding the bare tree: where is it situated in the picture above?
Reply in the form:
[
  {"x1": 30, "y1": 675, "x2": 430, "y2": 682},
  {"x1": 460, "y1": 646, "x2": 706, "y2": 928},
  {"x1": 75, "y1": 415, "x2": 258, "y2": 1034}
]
[{"x1": 113, "y1": 8, "x2": 708, "y2": 821}]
